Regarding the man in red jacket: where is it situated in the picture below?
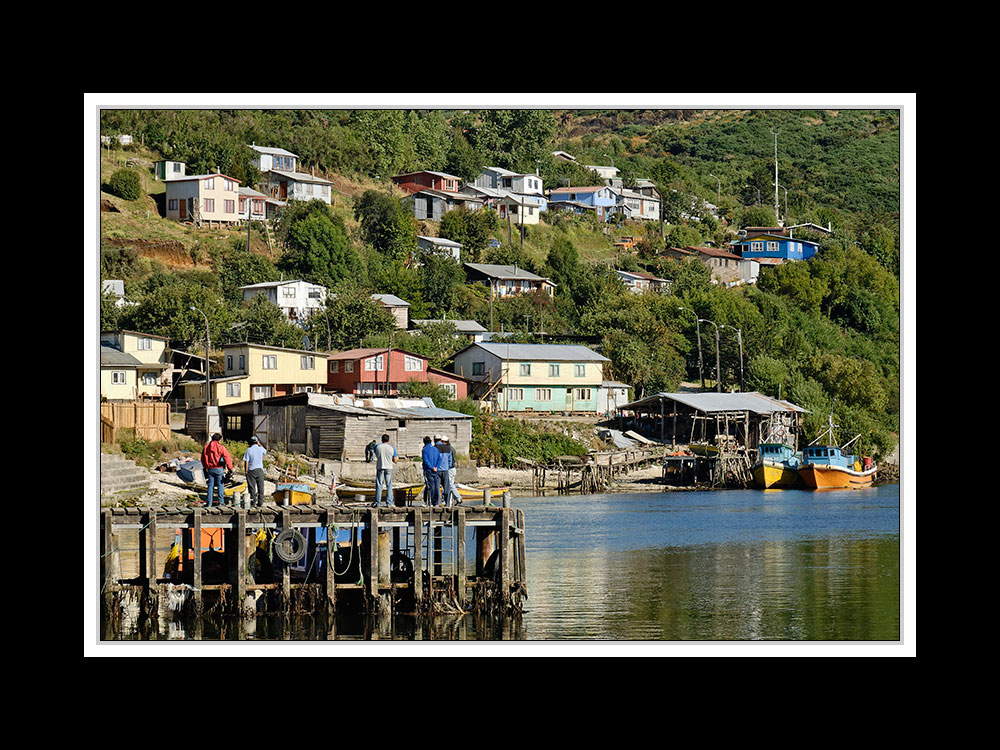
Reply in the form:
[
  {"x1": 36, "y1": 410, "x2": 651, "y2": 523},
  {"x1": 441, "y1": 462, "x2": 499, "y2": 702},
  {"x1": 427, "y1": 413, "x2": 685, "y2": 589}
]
[{"x1": 200, "y1": 433, "x2": 234, "y2": 507}]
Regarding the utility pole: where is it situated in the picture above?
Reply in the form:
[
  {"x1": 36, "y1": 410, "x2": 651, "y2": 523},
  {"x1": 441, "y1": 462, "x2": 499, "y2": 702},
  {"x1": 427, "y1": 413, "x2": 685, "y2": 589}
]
[
  {"x1": 678, "y1": 307, "x2": 705, "y2": 389},
  {"x1": 699, "y1": 318, "x2": 721, "y2": 393},
  {"x1": 770, "y1": 128, "x2": 781, "y2": 225},
  {"x1": 191, "y1": 306, "x2": 211, "y2": 405}
]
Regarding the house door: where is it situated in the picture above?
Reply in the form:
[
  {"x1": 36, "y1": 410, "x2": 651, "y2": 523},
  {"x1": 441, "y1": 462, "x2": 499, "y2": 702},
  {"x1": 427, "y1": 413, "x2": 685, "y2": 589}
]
[
  {"x1": 254, "y1": 414, "x2": 268, "y2": 446},
  {"x1": 424, "y1": 196, "x2": 434, "y2": 219},
  {"x1": 279, "y1": 181, "x2": 288, "y2": 200},
  {"x1": 179, "y1": 199, "x2": 186, "y2": 220}
]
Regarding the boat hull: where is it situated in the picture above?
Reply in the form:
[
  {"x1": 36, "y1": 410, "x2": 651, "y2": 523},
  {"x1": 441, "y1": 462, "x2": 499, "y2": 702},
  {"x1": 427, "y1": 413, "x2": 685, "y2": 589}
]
[
  {"x1": 799, "y1": 464, "x2": 876, "y2": 489},
  {"x1": 752, "y1": 462, "x2": 800, "y2": 489},
  {"x1": 336, "y1": 484, "x2": 425, "y2": 504},
  {"x1": 456, "y1": 484, "x2": 510, "y2": 501}
]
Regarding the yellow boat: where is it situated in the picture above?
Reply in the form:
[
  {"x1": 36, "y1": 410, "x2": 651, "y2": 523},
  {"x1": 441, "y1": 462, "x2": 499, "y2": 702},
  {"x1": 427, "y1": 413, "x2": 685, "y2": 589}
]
[
  {"x1": 456, "y1": 484, "x2": 510, "y2": 501},
  {"x1": 335, "y1": 483, "x2": 425, "y2": 505},
  {"x1": 272, "y1": 481, "x2": 317, "y2": 506},
  {"x1": 751, "y1": 443, "x2": 803, "y2": 489}
]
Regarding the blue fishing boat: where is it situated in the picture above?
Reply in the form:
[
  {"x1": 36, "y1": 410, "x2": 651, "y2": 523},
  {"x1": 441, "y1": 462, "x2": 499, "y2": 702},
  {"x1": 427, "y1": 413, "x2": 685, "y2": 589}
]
[{"x1": 798, "y1": 414, "x2": 876, "y2": 489}]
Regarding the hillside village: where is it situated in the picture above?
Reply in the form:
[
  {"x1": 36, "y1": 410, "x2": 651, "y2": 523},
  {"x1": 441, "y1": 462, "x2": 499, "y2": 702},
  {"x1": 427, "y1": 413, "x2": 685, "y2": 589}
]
[{"x1": 97, "y1": 109, "x2": 902, "y2": 502}]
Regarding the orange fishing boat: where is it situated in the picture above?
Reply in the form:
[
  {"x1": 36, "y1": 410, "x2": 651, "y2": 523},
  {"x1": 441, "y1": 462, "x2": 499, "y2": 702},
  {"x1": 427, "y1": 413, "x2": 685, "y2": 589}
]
[{"x1": 798, "y1": 414, "x2": 876, "y2": 490}]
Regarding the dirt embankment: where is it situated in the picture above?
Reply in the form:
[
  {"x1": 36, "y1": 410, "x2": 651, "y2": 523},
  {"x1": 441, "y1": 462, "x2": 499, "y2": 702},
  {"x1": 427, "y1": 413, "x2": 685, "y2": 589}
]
[{"x1": 104, "y1": 237, "x2": 196, "y2": 268}]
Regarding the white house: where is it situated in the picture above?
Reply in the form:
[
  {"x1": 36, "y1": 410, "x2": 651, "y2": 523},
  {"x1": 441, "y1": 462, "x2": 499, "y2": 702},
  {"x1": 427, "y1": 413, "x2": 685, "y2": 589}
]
[
  {"x1": 615, "y1": 270, "x2": 671, "y2": 294},
  {"x1": 417, "y1": 235, "x2": 462, "y2": 262},
  {"x1": 611, "y1": 187, "x2": 661, "y2": 221},
  {"x1": 164, "y1": 172, "x2": 243, "y2": 225},
  {"x1": 239, "y1": 280, "x2": 328, "y2": 324},
  {"x1": 248, "y1": 144, "x2": 299, "y2": 173},
  {"x1": 153, "y1": 160, "x2": 186, "y2": 181}
]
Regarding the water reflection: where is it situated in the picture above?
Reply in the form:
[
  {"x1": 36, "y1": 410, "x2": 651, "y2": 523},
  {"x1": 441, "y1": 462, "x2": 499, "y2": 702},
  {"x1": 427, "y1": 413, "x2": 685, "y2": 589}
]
[{"x1": 102, "y1": 485, "x2": 899, "y2": 642}]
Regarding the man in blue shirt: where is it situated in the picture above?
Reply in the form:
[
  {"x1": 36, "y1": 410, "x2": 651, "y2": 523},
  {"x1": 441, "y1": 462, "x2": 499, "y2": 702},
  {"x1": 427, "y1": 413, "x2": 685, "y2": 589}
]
[
  {"x1": 421, "y1": 436, "x2": 441, "y2": 506},
  {"x1": 242, "y1": 437, "x2": 268, "y2": 507}
]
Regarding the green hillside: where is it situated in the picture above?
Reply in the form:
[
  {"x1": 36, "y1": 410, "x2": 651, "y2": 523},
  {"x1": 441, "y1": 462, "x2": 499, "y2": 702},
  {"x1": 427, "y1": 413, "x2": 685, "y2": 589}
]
[{"x1": 98, "y1": 108, "x2": 901, "y2": 459}]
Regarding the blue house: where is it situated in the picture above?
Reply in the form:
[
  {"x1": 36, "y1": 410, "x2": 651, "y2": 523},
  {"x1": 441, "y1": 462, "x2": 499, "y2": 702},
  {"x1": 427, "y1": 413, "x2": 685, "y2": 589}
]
[
  {"x1": 546, "y1": 185, "x2": 618, "y2": 221},
  {"x1": 732, "y1": 233, "x2": 820, "y2": 262}
]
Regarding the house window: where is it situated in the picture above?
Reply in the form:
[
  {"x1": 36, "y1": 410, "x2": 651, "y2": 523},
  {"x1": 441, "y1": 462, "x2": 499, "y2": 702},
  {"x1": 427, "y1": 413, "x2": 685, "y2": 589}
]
[
  {"x1": 301, "y1": 356, "x2": 315, "y2": 370},
  {"x1": 227, "y1": 382, "x2": 241, "y2": 398},
  {"x1": 345, "y1": 361, "x2": 355, "y2": 373},
  {"x1": 329, "y1": 361, "x2": 339, "y2": 373},
  {"x1": 519, "y1": 363, "x2": 531, "y2": 376},
  {"x1": 225, "y1": 179, "x2": 237, "y2": 191},
  {"x1": 226, "y1": 416, "x2": 241, "y2": 431},
  {"x1": 137, "y1": 337, "x2": 151, "y2": 350},
  {"x1": 440, "y1": 383, "x2": 457, "y2": 397},
  {"x1": 766, "y1": 241, "x2": 779, "y2": 253},
  {"x1": 295, "y1": 386, "x2": 314, "y2": 393},
  {"x1": 472, "y1": 362, "x2": 485, "y2": 376},
  {"x1": 750, "y1": 241, "x2": 763, "y2": 252},
  {"x1": 574, "y1": 364, "x2": 586, "y2": 377},
  {"x1": 239, "y1": 198, "x2": 246, "y2": 213},
  {"x1": 308, "y1": 288, "x2": 323, "y2": 300},
  {"x1": 226, "y1": 355, "x2": 233, "y2": 370},
  {"x1": 111, "y1": 371, "x2": 128, "y2": 384},
  {"x1": 365, "y1": 355, "x2": 384, "y2": 371},
  {"x1": 253, "y1": 199, "x2": 263, "y2": 214},
  {"x1": 225, "y1": 198, "x2": 235, "y2": 213},
  {"x1": 575, "y1": 388, "x2": 592, "y2": 401},
  {"x1": 239, "y1": 355, "x2": 245, "y2": 370},
  {"x1": 262, "y1": 355, "x2": 277, "y2": 369},
  {"x1": 172, "y1": 163, "x2": 181, "y2": 173},
  {"x1": 205, "y1": 178, "x2": 215, "y2": 190},
  {"x1": 405, "y1": 355, "x2": 423, "y2": 371},
  {"x1": 282, "y1": 286, "x2": 296, "y2": 298},
  {"x1": 204, "y1": 198, "x2": 215, "y2": 212},
  {"x1": 535, "y1": 388, "x2": 552, "y2": 401},
  {"x1": 507, "y1": 387, "x2": 524, "y2": 401},
  {"x1": 548, "y1": 364, "x2": 560, "y2": 377},
  {"x1": 253, "y1": 386, "x2": 272, "y2": 399},
  {"x1": 141, "y1": 372, "x2": 157, "y2": 386},
  {"x1": 168, "y1": 199, "x2": 177, "y2": 210}
]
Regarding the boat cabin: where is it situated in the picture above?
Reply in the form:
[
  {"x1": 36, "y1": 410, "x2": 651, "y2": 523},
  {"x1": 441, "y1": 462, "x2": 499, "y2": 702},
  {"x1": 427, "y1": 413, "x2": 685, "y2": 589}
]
[
  {"x1": 804, "y1": 445, "x2": 854, "y2": 467},
  {"x1": 759, "y1": 443, "x2": 800, "y2": 464}
]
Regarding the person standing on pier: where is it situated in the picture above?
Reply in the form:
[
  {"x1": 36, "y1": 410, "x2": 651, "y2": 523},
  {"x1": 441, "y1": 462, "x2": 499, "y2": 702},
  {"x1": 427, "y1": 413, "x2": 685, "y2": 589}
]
[
  {"x1": 243, "y1": 437, "x2": 267, "y2": 507},
  {"x1": 201, "y1": 433, "x2": 234, "y2": 508},
  {"x1": 442, "y1": 436, "x2": 462, "y2": 506},
  {"x1": 373, "y1": 433, "x2": 398, "y2": 508},
  {"x1": 435, "y1": 435, "x2": 454, "y2": 507},
  {"x1": 422, "y1": 435, "x2": 441, "y2": 506}
]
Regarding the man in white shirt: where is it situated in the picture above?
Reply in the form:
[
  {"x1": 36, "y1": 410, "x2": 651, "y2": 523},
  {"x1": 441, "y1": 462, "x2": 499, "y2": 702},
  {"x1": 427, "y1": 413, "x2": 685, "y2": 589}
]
[
  {"x1": 373, "y1": 433, "x2": 398, "y2": 508},
  {"x1": 243, "y1": 437, "x2": 267, "y2": 507}
]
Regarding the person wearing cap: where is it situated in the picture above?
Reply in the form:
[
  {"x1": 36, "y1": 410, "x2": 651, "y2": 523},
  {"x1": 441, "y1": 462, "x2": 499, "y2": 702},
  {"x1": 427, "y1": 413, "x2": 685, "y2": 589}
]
[
  {"x1": 201, "y1": 433, "x2": 234, "y2": 508},
  {"x1": 373, "y1": 433, "x2": 398, "y2": 508},
  {"x1": 442, "y1": 435, "x2": 462, "y2": 506},
  {"x1": 243, "y1": 437, "x2": 268, "y2": 507}
]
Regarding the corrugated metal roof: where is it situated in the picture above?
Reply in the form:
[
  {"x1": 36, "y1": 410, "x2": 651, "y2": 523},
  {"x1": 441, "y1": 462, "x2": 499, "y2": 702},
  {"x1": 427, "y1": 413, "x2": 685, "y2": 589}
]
[
  {"x1": 354, "y1": 396, "x2": 473, "y2": 420},
  {"x1": 249, "y1": 144, "x2": 299, "y2": 157},
  {"x1": 464, "y1": 263, "x2": 550, "y2": 282},
  {"x1": 100, "y1": 345, "x2": 142, "y2": 367},
  {"x1": 372, "y1": 293, "x2": 410, "y2": 307},
  {"x1": 471, "y1": 343, "x2": 609, "y2": 362},
  {"x1": 413, "y1": 319, "x2": 487, "y2": 333},
  {"x1": 622, "y1": 391, "x2": 808, "y2": 414},
  {"x1": 266, "y1": 168, "x2": 332, "y2": 185}
]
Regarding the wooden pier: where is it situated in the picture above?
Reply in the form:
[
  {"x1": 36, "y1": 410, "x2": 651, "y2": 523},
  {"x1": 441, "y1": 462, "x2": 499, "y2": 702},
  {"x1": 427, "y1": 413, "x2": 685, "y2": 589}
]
[
  {"x1": 525, "y1": 448, "x2": 668, "y2": 494},
  {"x1": 101, "y1": 499, "x2": 527, "y2": 631}
]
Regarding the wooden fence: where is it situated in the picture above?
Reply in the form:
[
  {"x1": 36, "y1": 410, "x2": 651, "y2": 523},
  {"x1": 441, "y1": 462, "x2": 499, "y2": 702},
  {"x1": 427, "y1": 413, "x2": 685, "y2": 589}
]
[{"x1": 100, "y1": 401, "x2": 171, "y2": 442}]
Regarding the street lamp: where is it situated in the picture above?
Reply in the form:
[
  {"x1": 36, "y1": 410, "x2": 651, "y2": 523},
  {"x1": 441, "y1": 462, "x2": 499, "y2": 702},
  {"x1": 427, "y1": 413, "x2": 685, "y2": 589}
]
[
  {"x1": 678, "y1": 307, "x2": 705, "y2": 389},
  {"x1": 190, "y1": 305, "x2": 211, "y2": 406},
  {"x1": 698, "y1": 318, "x2": 722, "y2": 393},
  {"x1": 744, "y1": 184, "x2": 761, "y2": 206},
  {"x1": 720, "y1": 324, "x2": 744, "y2": 393},
  {"x1": 709, "y1": 173, "x2": 721, "y2": 203}
]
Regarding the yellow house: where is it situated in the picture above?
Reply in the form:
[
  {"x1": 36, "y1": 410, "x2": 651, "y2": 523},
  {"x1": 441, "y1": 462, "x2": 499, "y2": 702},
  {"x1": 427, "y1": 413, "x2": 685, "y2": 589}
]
[
  {"x1": 221, "y1": 343, "x2": 327, "y2": 401},
  {"x1": 181, "y1": 375, "x2": 251, "y2": 408},
  {"x1": 100, "y1": 330, "x2": 173, "y2": 399}
]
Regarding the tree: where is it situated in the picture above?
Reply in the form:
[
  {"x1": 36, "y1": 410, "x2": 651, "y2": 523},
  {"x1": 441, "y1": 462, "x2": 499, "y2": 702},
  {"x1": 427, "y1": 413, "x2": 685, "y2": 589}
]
[
  {"x1": 108, "y1": 169, "x2": 142, "y2": 201},
  {"x1": 276, "y1": 200, "x2": 362, "y2": 287},
  {"x1": 308, "y1": 291, "x2": 396, "y2": 352},
  {"x1": 419, "y1": 252, "x2": 464, "y2": 317},
  {"x1": 471, "y1": 110, "x2": 555, "y2": 173},
  {"x1": 235, "y1": 295, "x2": 305, "y2": 349},
  {"x1": 445, "y1": 131, "x2": 481, "y2": 182},
  {"x1": 354, "y1": 190, "x2": 417, "y2": 261},
  {"x1": 439, "y1": 206, "x2": 498, "y2": 262},
  {"x1": 215, "y1": 249, "x2": 279, "y2": 305}
]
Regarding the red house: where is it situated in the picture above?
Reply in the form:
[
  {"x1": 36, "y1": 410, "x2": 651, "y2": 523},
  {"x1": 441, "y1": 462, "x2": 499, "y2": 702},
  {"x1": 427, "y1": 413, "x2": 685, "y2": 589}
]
[
  {"x1": 391, "y1": 171, "x2": 463, "y2": 195},
  {"x1": 326, "y1": 348, "x2": 469, "y2": 399}
]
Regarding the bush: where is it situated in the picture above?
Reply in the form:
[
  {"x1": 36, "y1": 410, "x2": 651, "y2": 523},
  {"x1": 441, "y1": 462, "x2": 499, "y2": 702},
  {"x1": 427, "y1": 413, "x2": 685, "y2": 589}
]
[{"x1": 108, "y1": 168, "x2": 143, "y2": 201}]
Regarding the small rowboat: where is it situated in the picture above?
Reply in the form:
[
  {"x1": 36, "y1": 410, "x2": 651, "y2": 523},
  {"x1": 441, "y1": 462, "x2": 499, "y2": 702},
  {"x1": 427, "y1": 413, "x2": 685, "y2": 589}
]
[
  {"x1": 272, "y1": 481, "x2": 317, "y2": 506},
  {"x1": 335, "y1": 483, "x2": 425, "y2": 505},
  {"x1": 455, "y1": 484, "x2": 510, "y2": 501}
]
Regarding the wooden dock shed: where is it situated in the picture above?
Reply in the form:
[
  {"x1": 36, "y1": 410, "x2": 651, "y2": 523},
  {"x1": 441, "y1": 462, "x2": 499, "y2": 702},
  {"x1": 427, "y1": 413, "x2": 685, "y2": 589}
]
[
  {"x1": 230, "y1": 393, "x2": 473, "y2": 461},
  {"x1": 617, "y1": 391, "x2": 808, "y2": 450}
]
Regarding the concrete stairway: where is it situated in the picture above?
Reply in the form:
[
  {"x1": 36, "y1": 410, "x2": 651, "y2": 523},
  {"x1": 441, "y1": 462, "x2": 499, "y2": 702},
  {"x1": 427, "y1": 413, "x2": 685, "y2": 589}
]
[{"x1": 101, "y1": 452, "x2": 151, "y2": 496}]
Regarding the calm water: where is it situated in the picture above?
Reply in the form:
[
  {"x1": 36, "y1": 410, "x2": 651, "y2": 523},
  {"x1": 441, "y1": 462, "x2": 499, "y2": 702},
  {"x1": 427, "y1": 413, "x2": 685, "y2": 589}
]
[{"x1": 104, "y1": 484, "x2": 900, "y2": 643}]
